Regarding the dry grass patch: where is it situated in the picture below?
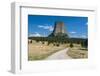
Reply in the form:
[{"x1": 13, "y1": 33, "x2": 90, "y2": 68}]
[
  {"x1": 28, "y1": 40, "x2": 67, "y2": 60},
  {"x1": 67, "y1": 47, "x2": 88, "y2": 59}
]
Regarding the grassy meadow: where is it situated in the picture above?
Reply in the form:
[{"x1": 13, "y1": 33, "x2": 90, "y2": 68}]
[
  {"x1": 28, "y1": 39, "x2": 88, "y2": 60},
  {"x1": 28, "y1": 40, "x2": 68, "y2": 60}
]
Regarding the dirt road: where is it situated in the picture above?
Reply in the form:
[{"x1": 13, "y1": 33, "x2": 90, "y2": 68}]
[{"x1": 46, "y1": 48, "x2": 72, "y2": 60}]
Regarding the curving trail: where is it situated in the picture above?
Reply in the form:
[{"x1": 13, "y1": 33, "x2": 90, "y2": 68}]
[{"x1": 45, "y1": 48, "x2": 72, "y2": 60}]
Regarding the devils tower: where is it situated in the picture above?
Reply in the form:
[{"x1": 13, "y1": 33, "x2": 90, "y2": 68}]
[{"x1": 48, "y1": 21, "x2": 69, "y2": 38}]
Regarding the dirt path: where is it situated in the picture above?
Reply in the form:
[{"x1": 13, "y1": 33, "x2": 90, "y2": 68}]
[{"x1": 45, "y1": 48, "x2": 72, "y2": 60}]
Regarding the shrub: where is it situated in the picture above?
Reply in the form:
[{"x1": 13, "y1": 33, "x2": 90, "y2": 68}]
[
  {"x1": 56, "y1": 44, "x2": 60, "y2": 47},
  {"x1": 70, "y1": 43, "x2": 73, "y2": 48},
  {"x1": 53, "y1": 43, "x2": 55, "y2": 46},
  {"x1": 42, "y1": 41, "x2": 44, "y2": 44}
]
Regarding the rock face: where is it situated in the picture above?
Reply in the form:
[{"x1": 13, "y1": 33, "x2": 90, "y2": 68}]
[{"x1": 48, "y1": 21, "x2": 69, "y2": 38}]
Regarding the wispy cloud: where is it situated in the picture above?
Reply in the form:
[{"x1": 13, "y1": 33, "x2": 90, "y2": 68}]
[
  {"x1": 81, "y1": 35, "x2": 87, "y2": 38},
  {"x1": 86, "y1": 22, "x2": 88, "y2": 25},
  {"x1": 38, "y1": 24, "x2": 54, "y2": 31},
  {"x1": 69, "y1": 31, "x2": 76, "y2": 34},
  {"x1": 69, "y1": 33, "x2": 87, "y2": 38},
  {"x1": 29, "y1": 32, "x2": 42, "y2": 37}
]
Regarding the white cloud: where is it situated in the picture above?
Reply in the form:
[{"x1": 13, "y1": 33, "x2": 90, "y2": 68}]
[
  {"x1": 86, "y1": 22, "x2": 88, "y2": 25},
  {"x1": 38, "y1": 25, "x2": 54, "y2": 31},
  {"x1": 81, "y1": 35, "x2": 87, "y2": 38},
  {"x1": 29, "y1": 32, "x2": 42, "y2": 37},
  {"x1": 69, "y1": 34, "x2": 87, "y2": 38},
  {"x1": 69, "y1": 31, "x2": 76, "y2": 34}
]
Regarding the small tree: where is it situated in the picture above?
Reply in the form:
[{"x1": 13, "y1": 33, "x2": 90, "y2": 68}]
[
  {"x1": 36, "y1": 40, "x2": 39, "y2": 42},
  {"x1": 47, "y1": 41, "x2": 50, "y2": 45},
  {"x1": 70, "y1": 43, "x2": 73, "y2": 48},
  {"x1": 81, "y1": 40, "x2": 88, "y2": 48},
  {"x1": 53, "y1": 43, "x2": 55, "y2": 46},
  {"x1": 42, "y1": 41, "x2": 44, "y2": 44},
  {"x1": 56, "y1": 43, "x2": 60, "y2": 47}
]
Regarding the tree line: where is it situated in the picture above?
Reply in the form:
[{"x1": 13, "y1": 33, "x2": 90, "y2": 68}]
[{"x1": 28, "y1": 37, "x2": 88, "y2": 48}]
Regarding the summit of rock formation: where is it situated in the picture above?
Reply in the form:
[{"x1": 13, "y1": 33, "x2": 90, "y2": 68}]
[{"x1": 48, "y1": 21, "x2": 69, "y2": 38}]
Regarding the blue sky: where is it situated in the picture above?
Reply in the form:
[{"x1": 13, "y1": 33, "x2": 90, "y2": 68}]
[{"x1": 28, "y1": 15, "x2": 88, "y2": 38}]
